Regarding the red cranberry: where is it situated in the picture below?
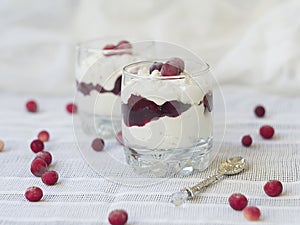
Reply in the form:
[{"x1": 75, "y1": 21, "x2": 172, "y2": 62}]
[
  {"x1": 228, "y1": 193, "x2": 248, "y2": 210},
  {"x1": 66, "y1": 103, "x2": 77, "y2": 114},
  {"x1": 199, "y1": 92, "x2": 213, "y2": 113},
  {"x1": 254, "y1": 105, "x2": 265, "y2": 117},
  {"x1": 259, "y1": 125, "x2": 274, "y2": 139},
  {"x1": 111, "y1": 75, "x2": 122, "y2": 95},
  {"x1": 30, "y1": 158, "x2": 48, "y2": 177},
  {"x1": 161, "y1": 63, "x2": 181, "y2": 76},
  {"x1": 243, "y1": 206, "x2": 261, "y2": 221},
  {"x1": 26, "y1": 100, "x2": 38, "y2": 113},
  {"x1": 108, "y1": 209, "x2": 128, "y2": 225},
  {"x1": 25, "y1": 186, "x2": 43, "y2": 202},
  {"x1": 38, "y1": 130, "x2": 50, "y2": 142},
  {"x1": 241, "y1": 135, "x2": 252, "y2": 147},
  {"x1": 0, "y1": 140, "x2": 4, "y2": 152},
  {"x1": 35, "y1": 151, "x2": 52, "y2": 165},
  {"x1": 91, "y1": 138, "x2": 105, "y2": 151},
  {"x1": 116, "y1": 131, "x2": 124, "y2": 145},
  {"x1": 149, "y1": 62, "x2": 163, "y2": 73},
  {"x1": 263, "y1": 180, "x2": 283, "y2": 197},
  {"x1": 41, "y1": 171, "x2": 59, "y2": 185},
  {"x1": 30, "y1": 139, "x2": 44, "y2": 153}
]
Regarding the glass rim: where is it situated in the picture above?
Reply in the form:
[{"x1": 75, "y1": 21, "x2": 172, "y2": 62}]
[{"x1": 122, "y1": 60, "x2": 210, "y2": 79}]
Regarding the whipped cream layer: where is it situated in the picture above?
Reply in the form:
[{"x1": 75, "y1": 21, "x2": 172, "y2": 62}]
[{"x1": 77, "y1": 54, "x2": 136, "y2": 116}]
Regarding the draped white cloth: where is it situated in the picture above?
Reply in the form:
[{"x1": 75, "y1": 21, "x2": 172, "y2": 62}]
[{"x1": 0, "y1": 0, "x2": 300, "y2": 95}]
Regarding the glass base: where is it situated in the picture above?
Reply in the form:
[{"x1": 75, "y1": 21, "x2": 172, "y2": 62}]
[
  {"x1": 79, "y1": 112, "x2": 121, "y2": 139},
  {"x1": 124, "y1": 137, "x2": 213, "y2": 177}
]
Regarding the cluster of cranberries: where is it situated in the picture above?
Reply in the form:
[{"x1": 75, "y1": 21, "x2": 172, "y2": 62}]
[
  {"x1": 233, "y1": 104, "x2": 283, "y2": 221},
  {"x1": 25, "y1": 100, "x2": 77, "y2": 114},
  {"x1": 103, "y1": 40, "x2": 132, "y2": 57},
  {"x1": 228, "y1": 180, "x2": 283, "y2": 221},
  {"x1": 24, "y1": 100, "x2": 128, "y2": 224},
  {"x1": 241, "y1": 105, "x2": 275, "y2": 147},
  {"x1": 25, "y1": 130, "x2": 59, "y2": 202},
  {"x1": 149, "y1": 57, "x2": 184, "y2": 76}
]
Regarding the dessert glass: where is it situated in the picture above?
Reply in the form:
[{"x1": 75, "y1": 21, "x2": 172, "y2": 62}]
[
  {"x1": 121, "y1": 59, "x2": 213, "y2": 176},
  {"x1": 75, "y1": 39, "x2": 139, "y2": 138}
]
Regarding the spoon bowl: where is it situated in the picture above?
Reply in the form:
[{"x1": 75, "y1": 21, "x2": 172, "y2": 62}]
[{"x1": 218, "y1": 156, "x2": 246, "y2": 175}]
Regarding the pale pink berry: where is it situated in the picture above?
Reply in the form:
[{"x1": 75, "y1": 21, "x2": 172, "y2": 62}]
[
  {"x1": 167, "y1": 57, "x2": 184, "y2": 72},
  {"x1": 228, "y1": 193, "x2": 248, "y2": 210},
  {"x1": 30, "y1": 158, "x2": 48, "y2": 177},
  {"x1": 25, "y1": 186, "x2": 43, "y2": 202},
  {"x1": 26, "y1": 100, "x2": 38, "y2": 113},
  {"x1": 116, "y1": 40, "x2": 132, "y2": 49},
  {"x1": 254, "y1": 105, "x2": 265, "y2": 117},
  {"x1": 66, "y1": 103, "x2": 77, "y2": 114},
  {"x1": 241, "y1": 135, "x2": 252, "y2": 147},
  {"x1": 41, "y1": 171, "x2": 59, "y2": 185},
  {"x1": 30, "y1": 139, "x2": 44, "y2": 153},
  {"x1": 116, "y1": 131, "x2": 124, "y2": 145},
  {"x1": 35, "y1": 151, "x2": 52, "y2": 166},
  {"x1": 259, "y1": 125, "x2": 274, "y2": 139},
  {"x1": 243, "y1": 206, "x2": 261, "y2": 221},
  {"x1": 149, "y1": 62, "x2": 163, "y2": 74},
  {"x1": 0, "y1": 139, "x2": 4, "y2": 152},
  {"x1": 263, "y1": 180, "x2": 283, "y2": 197},
  {"x1": 38, "y1": 130, "x2": 50, "y2": 142},
  {"x1": 91, "y1": 138, "x2": 105, "y2": 151},
  {"x1": 108, "y1": 209, "x2": 128, "y2": 225}
]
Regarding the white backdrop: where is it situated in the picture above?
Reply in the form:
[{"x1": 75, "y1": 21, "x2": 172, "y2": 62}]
[{"x1": 0, "y1": 0, "x2": 299, "y2": 96}]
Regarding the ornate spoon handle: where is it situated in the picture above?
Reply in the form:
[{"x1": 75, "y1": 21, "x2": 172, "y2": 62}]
[
  {"x1": 171, "y1": 171, "x2": 226, "y2": 206},
  {"x1": 185, "y1": 171, "x2": 226, "y2": 198},
  {"x1": 171, "y1": 157, "x2": 247, "y2": 206}
]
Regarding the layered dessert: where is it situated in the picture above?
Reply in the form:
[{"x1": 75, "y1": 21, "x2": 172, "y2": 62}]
[
  {"x1": 75, "y1": 40, "x2": 137, "y2": 136},
  {"x1": 121, "y1": 58, "x2": 213, "y2": 174}
]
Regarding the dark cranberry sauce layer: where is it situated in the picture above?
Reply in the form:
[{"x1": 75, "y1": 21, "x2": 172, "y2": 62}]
[
  {"x1": 122, "y1": 94, "x2": 191, "y2": 127},
  {"x1": 199, "y1": 91, "x2": 213, "y2": 113},
  {"x1": 77, "y1": 75, "x2": 121, "y2": 96}
]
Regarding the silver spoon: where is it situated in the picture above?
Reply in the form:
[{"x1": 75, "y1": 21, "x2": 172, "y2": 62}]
[{"x1": 171, "y1": 156, "x2": 247, "y2": 206}]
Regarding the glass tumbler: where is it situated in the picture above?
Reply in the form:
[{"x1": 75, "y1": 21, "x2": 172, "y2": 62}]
[
  {"x1": 121, "y1": 59, "x2": 213, "y2": 176},
  {"x1": 75, "y1": 39, "x2": 139, "y2": 138}
]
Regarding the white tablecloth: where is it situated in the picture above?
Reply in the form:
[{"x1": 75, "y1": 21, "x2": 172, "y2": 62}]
[{"x1": 0, "y1": 86, "x2": 299, "y2": 225}]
